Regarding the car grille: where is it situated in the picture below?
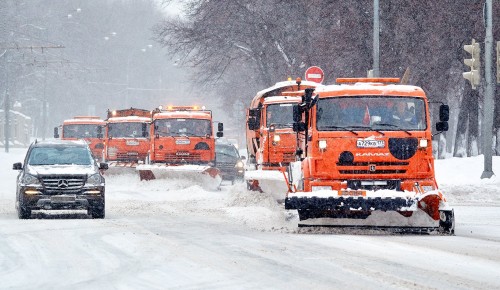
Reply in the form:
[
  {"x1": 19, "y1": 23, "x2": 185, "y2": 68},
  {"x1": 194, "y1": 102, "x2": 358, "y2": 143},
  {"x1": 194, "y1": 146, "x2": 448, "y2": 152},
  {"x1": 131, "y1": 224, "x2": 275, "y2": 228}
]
[
  {"x1": 40, "y1": 175, "x2": 86, "y2": 194},
  {"x1": 216, "y1": 162, "x2": 235, "y2": 171}
]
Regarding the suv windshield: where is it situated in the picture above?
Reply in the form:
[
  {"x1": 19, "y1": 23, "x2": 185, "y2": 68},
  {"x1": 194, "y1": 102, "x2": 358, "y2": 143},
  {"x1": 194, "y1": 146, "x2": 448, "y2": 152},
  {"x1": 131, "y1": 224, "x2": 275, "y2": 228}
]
[
  {"x1": 316, "y1": 96, "x2": 426, "y2": 131},
  {"x1": 28, "y1": 146, "x2": 93, "y2": 166},
  {"x1": 216, "y1": 144, "x2": 239, "y2": 158}
]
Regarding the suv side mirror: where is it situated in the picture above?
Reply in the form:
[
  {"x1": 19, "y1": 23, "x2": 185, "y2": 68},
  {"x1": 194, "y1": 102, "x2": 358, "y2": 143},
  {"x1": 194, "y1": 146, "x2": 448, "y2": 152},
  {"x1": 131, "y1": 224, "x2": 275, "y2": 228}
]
[
  {"x1": 99, "y1": 163, "x2": 109, "y2": 170},
  {"x1": 13, "y1": 162, "x2": 22, "y2": 170},
  {"x1": 54, "y1": 127, "x2": 59, "y2": 138},
  {"x1": 240, "y1": 156, "x2": 246, "y2": 160},
  {"x1": 439, "y1": 104, "x2": 449, "y2": 122}
]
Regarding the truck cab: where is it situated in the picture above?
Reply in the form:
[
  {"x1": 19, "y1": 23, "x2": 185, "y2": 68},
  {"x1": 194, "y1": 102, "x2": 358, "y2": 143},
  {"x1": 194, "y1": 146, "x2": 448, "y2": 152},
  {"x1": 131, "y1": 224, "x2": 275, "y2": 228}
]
[
  {"x1": 149, "y1": 106, "x2": 222, "y2": 165},
  {"x1": 285, "y1": 78, "x2": 453, "y2": 233},
  {"x1": 54, "y1": 116, "x2": 106, "y2": 160},
  {"x1": 104, "y1": 108, "x2": 151, "y2": 164}
]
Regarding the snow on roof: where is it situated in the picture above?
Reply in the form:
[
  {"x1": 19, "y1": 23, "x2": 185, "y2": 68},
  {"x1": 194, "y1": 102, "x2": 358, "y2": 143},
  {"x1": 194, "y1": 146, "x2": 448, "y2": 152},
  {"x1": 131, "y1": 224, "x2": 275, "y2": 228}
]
[
  {"x1": 314, "y1": 83, "x2": 425, "y2": 97},
  {"x1": 107, "y1": 116, "x2": 151, "y2": 123},
  {"x1": 154, "y1": 111, "x2": 212, "y2": 120},
  {"x1": 255, "y1": 80, "x2": 323, "y2": 98},
  {"x1": 0, "y1": 109, "x2": 32, "y2": 119},
  {"x1": 64, "y1": 118, "x2": 106, "y2": 124},
  {"x1": 262, "y1": 95, "x2": 302, "y2": 105}
]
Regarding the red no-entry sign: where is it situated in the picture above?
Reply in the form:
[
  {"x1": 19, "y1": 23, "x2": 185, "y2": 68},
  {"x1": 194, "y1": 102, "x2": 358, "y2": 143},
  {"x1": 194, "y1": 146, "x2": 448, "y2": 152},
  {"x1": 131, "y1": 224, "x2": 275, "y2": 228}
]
[{"x1": 304, "y1": 66, "x2": 324, "y2": 83}]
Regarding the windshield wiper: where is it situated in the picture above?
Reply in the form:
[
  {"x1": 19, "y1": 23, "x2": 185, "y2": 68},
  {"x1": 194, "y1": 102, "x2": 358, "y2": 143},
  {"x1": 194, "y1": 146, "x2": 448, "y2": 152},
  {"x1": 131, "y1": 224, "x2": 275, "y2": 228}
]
[
  {"x1": 320, "y1": 125, "x2": 359, "y2": 135},
  {"x1": 375, "y1": 123, "x2": 412, "y2": 136}
]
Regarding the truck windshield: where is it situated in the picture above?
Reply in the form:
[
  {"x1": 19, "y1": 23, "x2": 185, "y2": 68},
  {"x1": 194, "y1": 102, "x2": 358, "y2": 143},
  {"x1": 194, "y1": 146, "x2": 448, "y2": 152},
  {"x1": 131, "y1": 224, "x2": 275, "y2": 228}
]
[
  {"x1": 108, "y1": 122, "x2": 148, "y2": 138},
  {"x1": 316, "y1": 96, "x2": 426, "y2": 131},
  {"x1": 266, "y1": 103, "x2": 295, "y2": 128},
  {"x1": 28, "y1": 146, "x2": 93, "y2": 166},
  {"x1": 154, "y1": 119, "x2": 212, "y2": 137},
  {"x1": 63, "y1": 124, "x2": 102, "y2": 138}
]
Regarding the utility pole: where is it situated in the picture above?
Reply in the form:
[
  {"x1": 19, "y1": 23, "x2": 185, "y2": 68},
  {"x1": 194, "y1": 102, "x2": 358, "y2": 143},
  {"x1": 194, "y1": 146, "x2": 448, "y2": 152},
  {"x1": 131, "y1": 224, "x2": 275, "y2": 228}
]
[
  {"x1": 1, "y1": 44, "x2": 64, "y2": 152},
  {"x1": 481, "y1": 0, "x2": 495, "y2": 178},
  {"x1": 373, "y1": 0, "x2": 380, "y2": 77}
]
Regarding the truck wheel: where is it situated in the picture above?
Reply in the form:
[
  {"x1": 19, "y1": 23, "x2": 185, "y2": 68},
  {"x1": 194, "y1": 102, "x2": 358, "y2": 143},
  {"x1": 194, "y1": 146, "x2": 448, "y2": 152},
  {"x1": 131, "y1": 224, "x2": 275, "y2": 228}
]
[
  {"x1": 89, "y1": 202, "x2": 105, "y2": 219},
  {"x1": 438, "y1": 209, "x2": 454, "y2": 235}
]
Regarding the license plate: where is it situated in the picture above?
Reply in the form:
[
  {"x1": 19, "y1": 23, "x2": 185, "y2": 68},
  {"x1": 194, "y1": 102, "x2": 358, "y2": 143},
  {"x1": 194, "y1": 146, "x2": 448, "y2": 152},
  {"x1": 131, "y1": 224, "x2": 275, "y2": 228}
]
[
  {"x1": 126, "y1": 140, "x2": 139, "y2": 146},
  {"x1": 51, "y1": 195, "x2": 76, "y2": 203},
  {"x1": 339, "y1": 190, "x2": 366, "y2": 197},
  {"x1": 176, "y1": 139, "x2": 190, "y2": 145},
  {"x1": 357, "y1": 140, "x2": 385, "y2": 148}
]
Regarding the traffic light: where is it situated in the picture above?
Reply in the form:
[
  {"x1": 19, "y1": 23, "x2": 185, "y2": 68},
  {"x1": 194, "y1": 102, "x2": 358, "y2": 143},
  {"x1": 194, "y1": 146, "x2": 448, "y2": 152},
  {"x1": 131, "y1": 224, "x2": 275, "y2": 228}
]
[
  {"x1": 497, "y1": 41, "x2": 499, "y2": 84},
  {"x1": 463, "y1": 39, "x2": 480, "y2": 89}
]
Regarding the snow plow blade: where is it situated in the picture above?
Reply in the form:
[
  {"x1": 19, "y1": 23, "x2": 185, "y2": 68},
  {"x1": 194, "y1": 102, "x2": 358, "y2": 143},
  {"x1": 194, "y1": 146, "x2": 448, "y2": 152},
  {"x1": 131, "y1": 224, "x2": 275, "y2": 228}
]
[
  {"x1": 285, "y1": 191, "x2": 454, "y2": 235},
  {"x1": 244, "y1": 170, "x2": 288, "y2": 199},
  {"x1": 103, "y1": 161, "x2": 138, "y2": 175},
  {"x1": 136, "y1": 164, "x2": 222, "y2": 191}
]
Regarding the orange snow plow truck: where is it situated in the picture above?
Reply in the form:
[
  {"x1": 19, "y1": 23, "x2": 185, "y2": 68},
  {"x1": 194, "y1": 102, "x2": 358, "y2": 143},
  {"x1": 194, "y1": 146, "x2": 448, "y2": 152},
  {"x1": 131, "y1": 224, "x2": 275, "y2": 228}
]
[
  {"x1": 245, "y1": 78, "x2": 321, "y2": 195},
  {"x1": 54, "y1": 116, "x2": 106, "y2": 160},
  {"x1": 136, "y1": 105, "x2": 223, "y2": 190},
  {"x1": 104, "y1": 108, "x2": 151, "y2": 174},
  {"x1": 285, "y1": 78, "x2": 454, "y2": 234}
]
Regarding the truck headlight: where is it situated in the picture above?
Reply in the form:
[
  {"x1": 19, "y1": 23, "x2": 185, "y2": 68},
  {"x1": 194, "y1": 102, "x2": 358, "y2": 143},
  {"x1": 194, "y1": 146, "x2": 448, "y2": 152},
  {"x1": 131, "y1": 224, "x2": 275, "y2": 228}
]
[
  {"x1": 273, "y1": 134, "x2": 281, "y2": 142},
  {"x1": 419, "y1": 139, "x2": 428, "y2": 148},
  {"x1": 22, "y1": 173, "x2": 40, "y2": 185},
  {"x1": 86, "y1": 173, "x2": 103, "y2": 186},
  {"x1": 318, "y1": 140, "x2": 327, "y2": 150}
]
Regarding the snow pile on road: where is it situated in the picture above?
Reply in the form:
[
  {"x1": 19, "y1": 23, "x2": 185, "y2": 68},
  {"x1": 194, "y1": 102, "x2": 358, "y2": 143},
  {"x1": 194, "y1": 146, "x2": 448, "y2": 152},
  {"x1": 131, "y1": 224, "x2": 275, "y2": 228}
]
[{"x1": 2, "y1": 148, "x2": 500, "y2": 233}]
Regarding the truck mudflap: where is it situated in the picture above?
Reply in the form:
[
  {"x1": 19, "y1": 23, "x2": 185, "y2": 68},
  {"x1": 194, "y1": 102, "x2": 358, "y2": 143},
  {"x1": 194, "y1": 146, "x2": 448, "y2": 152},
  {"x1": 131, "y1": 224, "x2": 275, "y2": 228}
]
[
  {"x1": 136, "y1": 164, "x2": 222, "y2": 191},
  {"x1": 285, "y1": 190, "x2": 454, "y2": 234}
]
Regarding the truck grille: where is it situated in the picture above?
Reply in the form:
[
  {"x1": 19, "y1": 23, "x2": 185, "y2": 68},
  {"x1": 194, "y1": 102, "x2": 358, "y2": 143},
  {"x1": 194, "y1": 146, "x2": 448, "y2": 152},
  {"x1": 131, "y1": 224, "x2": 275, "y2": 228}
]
[
  {"x1": 164, "y1": 153, "x2": 201, "y2": 162},
  {"x1": 116, "y1": 152, "x2": 147, "y2": 161},
  {"x1": 282, "y1": 152, "x2": 296, "y2": 163},
  {"x1": 337, "y1": 161, "x2": 409, "y2": 175},
  {"x1": 40, "y1": 175, "x2": 86, "y2": 194}
]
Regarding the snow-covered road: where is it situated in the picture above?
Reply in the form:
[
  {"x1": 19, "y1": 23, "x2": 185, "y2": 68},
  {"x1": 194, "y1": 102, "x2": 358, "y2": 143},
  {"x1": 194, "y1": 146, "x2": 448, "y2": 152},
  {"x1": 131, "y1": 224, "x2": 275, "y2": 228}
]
[{"x1": 1, "y1": 148, "x2": 500, "y2": 289}]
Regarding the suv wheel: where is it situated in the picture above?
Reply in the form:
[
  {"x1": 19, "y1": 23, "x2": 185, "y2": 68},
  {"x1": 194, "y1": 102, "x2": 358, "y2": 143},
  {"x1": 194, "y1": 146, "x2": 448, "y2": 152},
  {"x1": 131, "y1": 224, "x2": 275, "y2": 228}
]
[
  {"x1": 17, "y1": 200, "x2": 31, "y2": 219},
  {"x1": 89, "y1": 201, "x2": 105, "y2": 219}
]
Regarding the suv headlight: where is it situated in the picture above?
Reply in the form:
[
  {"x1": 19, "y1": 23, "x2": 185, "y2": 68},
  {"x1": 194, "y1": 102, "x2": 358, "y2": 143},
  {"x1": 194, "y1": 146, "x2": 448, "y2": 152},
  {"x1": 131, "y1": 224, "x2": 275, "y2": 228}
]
[
  {"x1": 86, "y1": 173, "x2": 103, "y2": 186},
  {"x1": 235, "y1": 160, "x2": 244, "y2": 168},
  {"x1": 22, "y1": 173, "x2": 40, "y2": 185}
]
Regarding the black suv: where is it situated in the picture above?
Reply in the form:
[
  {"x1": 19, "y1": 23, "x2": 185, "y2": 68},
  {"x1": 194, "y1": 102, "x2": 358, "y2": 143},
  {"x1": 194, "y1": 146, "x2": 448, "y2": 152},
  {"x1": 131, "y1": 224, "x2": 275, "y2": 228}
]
[
  {"x1": 13, "y1": 140, "x2": 108, "y2": 219},
  {"x1": 215, "y1": 140, "x2": 245, "y2": 184}
]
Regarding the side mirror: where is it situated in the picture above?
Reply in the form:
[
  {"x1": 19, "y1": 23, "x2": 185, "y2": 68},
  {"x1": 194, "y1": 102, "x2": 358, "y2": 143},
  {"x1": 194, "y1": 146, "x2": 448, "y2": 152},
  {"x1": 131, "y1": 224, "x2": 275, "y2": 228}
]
[
  {"x1": 293, "y1": 105, "x2": 302, "y2": 122},
  {"x1": 99, "y1": 163, "x2": 109, "y2": 170},
  {"x1": 13, "y1": 162, "x2": 22, "y2": 170},
  {"x1": 293, "y1": 122, "x2": 306, "y2": 132},
  {"x1": 53, "y1": 127, "x2": 59, "y2": 138},
  {"x1": 216, "y1": 131, "x2": 224, "y2": 138},
  {"x1": 436, "y1": 121, "x2": 449, "y2": 132},
  {"x1": 241, "y1": 156, "x2": 246, "y2": 160},
  {"x1": 248, "y1": 108, "x2": 260, "y2": 117},
  {"x1": 142, "y1": 123, "x2": 149, "y2": 137},
  {"x1": 439, "y1": 104, "x2": 449, "y2": 122},
  {"x1": 248, "y1": 118, "x2": 257, "y2": 130},
  {"x1": 218, "y1": 123, "x2": 224, "y2": 132}
]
